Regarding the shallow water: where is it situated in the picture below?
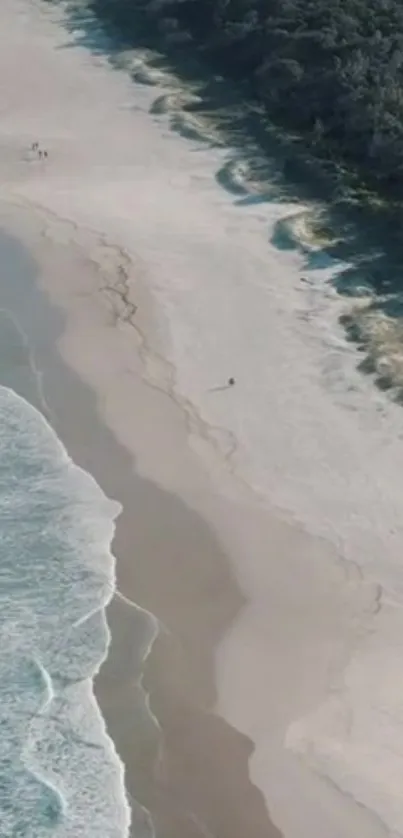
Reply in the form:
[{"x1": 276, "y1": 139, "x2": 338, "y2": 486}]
[
  {"x1": 0, "y1": 220, "x2": 165, "y2": 838},
  {"x1": 0, "y1": 375, "x2": 130, "y2": 836},
  {"x1": 3, "y1": 0, "x2": 403, "y2": 833}
]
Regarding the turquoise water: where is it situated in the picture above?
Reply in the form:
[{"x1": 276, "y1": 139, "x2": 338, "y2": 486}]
[{"x1": 0, "y1": 383, "x2": 130, "y2": 837}]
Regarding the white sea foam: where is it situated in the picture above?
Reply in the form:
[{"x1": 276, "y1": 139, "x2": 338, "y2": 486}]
[
  {"x1": 0, "y1": 384, "x2": 131, "y2": 837},
  {"x1": 1, "y1": 0, "x2": 403, "y2": 834}
]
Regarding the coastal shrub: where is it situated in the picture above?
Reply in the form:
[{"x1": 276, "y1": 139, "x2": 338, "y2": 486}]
[{"x1": 88, "y1": 0, "x2": 403, "y2": 199}]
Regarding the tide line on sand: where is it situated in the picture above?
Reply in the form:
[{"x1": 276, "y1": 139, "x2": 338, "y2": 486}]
[{"x1": 0, "y1": 2, "x2": 401, "y2": 837}]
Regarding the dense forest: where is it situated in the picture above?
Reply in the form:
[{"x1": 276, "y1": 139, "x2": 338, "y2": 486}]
[{"x1": 88, "y1": 0, "x2": 403, "y2": 200}]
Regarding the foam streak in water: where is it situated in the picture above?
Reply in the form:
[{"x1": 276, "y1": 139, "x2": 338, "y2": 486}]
[{"x1": 0, "y1": 384, "x2": 131, "y2": 837}]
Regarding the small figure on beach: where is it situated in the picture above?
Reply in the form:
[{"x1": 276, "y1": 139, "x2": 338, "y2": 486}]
[
  {"x1": 30, "y1": 143, "x2": 48, "y2": 160},
  {"x1": 208, "y1": 377, "x2": 236, "y2": 393}
]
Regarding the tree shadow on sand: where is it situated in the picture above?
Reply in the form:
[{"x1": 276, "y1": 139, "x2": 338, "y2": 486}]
[{"x1": 47, "y1": 0, "x2": 403, "y2": 402}]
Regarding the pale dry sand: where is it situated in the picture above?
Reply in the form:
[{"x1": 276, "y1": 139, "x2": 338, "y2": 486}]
[
  {"x1": 0, "y1": 209, "x2": 282, "y2": 838},
  {"x1": 0, "y1": 1, "x2": 401, "y2": 836},
  {"x1": 0, "y1": 201, "x2": 387, "y2": 838}
]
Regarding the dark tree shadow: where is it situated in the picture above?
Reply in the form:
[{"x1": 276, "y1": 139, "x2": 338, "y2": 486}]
[{"x1": 44, "y1": 0, "x2": 403, "y2": 402}]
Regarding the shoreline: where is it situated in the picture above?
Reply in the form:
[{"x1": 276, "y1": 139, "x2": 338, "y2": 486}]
[
  {"x1": 0, "y1": 210, "x2": 282, "y2": 838},
  {"x1": 0, "y1": 1, "x2": 401, "y2": 834},
  {"x1": 0, "y1": 199, "x2": 388, "y2": 838}
]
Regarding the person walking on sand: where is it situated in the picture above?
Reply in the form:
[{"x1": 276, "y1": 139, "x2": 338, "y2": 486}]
[{"x1": 208, "y1": 377, "x2": 236, "y2": 392}]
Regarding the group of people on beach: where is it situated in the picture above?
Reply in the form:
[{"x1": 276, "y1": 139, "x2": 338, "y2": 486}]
[{"x1": 30, "y1": 141, "x2": 48, "y2": 160}]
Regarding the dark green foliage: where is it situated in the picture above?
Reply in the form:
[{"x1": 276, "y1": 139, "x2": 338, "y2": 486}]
[{"x1": 90, "y1": 0, "x2": 403, "y2": 198}]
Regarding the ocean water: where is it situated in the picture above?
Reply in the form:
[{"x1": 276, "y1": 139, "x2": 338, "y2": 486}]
[
  {"x1": 0, "y1": 383, "x2": 130, "y2": 837},
  {"x1": 5, "y1": 0, "x2": 403, "y2": 833}
]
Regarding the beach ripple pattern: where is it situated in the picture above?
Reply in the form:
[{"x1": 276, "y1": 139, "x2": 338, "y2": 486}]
[{"x1": 0, "y1": 385, "x2": 129, "y2": 837}]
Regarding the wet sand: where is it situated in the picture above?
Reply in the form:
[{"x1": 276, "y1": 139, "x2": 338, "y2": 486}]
[
  {"x1": 54, "y1": 378, "x2": 281, "y2": 838},
  {"x1": 0, "y1": 219, "x2": 282, "y2": 838},
  {"x1": 0, "y1": 206, "x2": 388, "y2": 838},
  {"x1": 0, "y1": 1, "x2": 397, "y2": 834}
]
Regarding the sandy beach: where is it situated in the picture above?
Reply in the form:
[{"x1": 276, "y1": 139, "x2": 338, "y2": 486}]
[
  {"x1": 0, "y1": 224, "x2": 271, "y2": 838},
  {"x1": 0, "y1": 198, "x2": 384, "y2": 838},
  {"x1": 1, "y1": 0, "x2": 403, "y2": 837}
]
